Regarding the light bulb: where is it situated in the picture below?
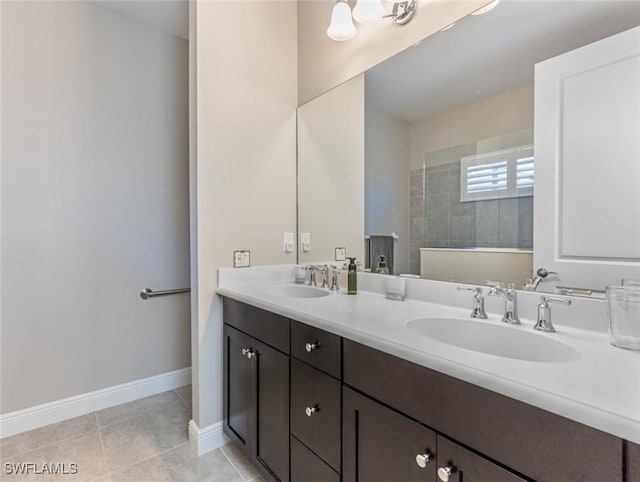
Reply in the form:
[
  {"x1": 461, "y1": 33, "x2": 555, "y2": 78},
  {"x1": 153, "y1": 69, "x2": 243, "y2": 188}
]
[
  {"x1": 352, "y1": 0, "x2": 384, "y2": 24},
  {"x1": 471, "y1": 0, "x2": 500, "y2": 15},
  {"x1": 327, "y1": 0, "x2": 357, "y2": 41}
]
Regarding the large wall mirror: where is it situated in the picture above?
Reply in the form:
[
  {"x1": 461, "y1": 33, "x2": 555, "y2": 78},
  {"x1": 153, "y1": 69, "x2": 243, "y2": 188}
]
[{"x1": 297, "y1": 0, "x2": 640, "y2": 294}]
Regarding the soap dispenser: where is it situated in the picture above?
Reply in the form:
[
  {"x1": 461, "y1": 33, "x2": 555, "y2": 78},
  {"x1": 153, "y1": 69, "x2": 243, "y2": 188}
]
[
  {"x1": 376, "y1": 255, "x2": 389, "y2": 275},
  {"x1": 347, "y1": 257, "x2": 357, "y2": 295}
]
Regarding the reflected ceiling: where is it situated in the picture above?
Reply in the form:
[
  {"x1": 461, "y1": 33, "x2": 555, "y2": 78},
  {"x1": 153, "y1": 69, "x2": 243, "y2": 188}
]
[{"x1": 366, "y1": 0, "x2": 640, "y2": 121}]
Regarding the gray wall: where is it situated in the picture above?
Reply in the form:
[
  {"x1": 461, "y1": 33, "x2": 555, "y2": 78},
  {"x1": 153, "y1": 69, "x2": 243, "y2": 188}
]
[{"x1": 1, "y1": 1, "x2": 190, "y2": 413}]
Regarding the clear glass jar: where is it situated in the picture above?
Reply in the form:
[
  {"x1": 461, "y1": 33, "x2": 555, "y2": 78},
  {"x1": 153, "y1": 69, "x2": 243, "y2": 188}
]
[{"x1": 606, "y1": 286, "x2": 640, "y2": 350}]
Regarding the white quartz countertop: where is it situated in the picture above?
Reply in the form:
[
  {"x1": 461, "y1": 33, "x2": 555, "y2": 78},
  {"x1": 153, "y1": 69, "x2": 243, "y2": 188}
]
[{"x1": 216, "y1": 268, "x2": 640, "y2": 445}]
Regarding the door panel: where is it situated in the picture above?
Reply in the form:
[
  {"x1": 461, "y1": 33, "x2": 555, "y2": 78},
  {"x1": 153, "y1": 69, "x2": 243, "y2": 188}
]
[
  {"x1": 223, "y1": 324, "x2": 253, "y2": 457},
  {"x1": 343, "y1": 386, "x2": 437, "y2": 482},
  {"x1": 534, "y1": 26, "x2": 640, "y2": 289},
  {"x1": 254, "y1": 338, "x2": 290, "y2": 482}
]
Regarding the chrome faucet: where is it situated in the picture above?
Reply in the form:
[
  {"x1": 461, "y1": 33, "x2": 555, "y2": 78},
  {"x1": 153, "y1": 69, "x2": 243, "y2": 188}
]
[
  {"x1": 487, "y1": 281, "x2": 521, "y2": 324},
  {"x1": 534, "y1": 296, "x2": 571, "y2": 332},
  {"x1": 457, "y1": 286, "x2": 487, "y2": 319},
  {"x1": 330, "y1": 268, "x2": 340, "y2": 291},
  {"x1": 305, "y1": 266, "x2": 317, "y2": 286},
  {"x1": 320, "y1": 265, "x2": 330, "y2": 289}
]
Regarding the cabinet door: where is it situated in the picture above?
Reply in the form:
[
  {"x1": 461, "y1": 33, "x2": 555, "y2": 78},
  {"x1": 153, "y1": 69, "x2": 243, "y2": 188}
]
[
  {"x1": 252, "y1": 337, "x2": 290, "y2": 482},
  {"x1": 343, "y1": 387, "x2": 437, "y2": 482},
  {"x1": 436, "y1": 436, "x2": 526, "y2": 482},
  {"x1": 223, "y1": 324, "x2": 253, "y2": 458}
]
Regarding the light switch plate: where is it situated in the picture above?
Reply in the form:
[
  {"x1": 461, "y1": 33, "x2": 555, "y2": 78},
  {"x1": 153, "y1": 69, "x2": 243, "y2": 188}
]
[
  {"x1": 283, "y1": 232, "x2": 294, "y2": 253},
  {"x1": 335, "y1": 247, "x2": 347, "y2": 261},
  {"x1": 233, "y1": 250, "x2": 250, "y2": 268},
  {"x1": 300, "y1": 233, "x2": 311, "y2": 252}
]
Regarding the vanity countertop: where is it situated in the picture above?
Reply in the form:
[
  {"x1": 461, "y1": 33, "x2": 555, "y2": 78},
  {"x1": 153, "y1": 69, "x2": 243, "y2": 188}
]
[{"x1": 216, "y1": 267, "x2": 640, "y2": 445}]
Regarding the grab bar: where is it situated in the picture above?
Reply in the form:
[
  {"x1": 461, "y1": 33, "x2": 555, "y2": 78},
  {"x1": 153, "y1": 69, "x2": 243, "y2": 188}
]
[{"x1": 140, "y1": 287, "x2": 190, "y2": 300}]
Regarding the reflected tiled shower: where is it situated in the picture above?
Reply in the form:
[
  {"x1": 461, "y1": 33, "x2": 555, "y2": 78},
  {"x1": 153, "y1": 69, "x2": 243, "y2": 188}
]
[{"x1": 409, "y1": 130, "x2": 534, "y2": 275}]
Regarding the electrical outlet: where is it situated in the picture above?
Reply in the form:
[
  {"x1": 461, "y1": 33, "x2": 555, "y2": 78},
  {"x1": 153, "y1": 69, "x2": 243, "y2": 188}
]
[
  {"x1": 283, "y1": 232, "x2": 294, "y2": 253},
  {"x1": 233, "y1": 250, "x2": 250, "y2": 268},
  {"x1": 335, "y1": 247, "x2": 347, "y2": 261},
  {"x1": 300, "y1": 233, "x2": 311, "y2": 252}
]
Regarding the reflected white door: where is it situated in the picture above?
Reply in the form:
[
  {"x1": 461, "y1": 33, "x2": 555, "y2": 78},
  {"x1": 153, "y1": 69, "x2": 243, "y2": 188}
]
[{"x1": 534, "y1": 26, "x2": 640, "y2": 291}]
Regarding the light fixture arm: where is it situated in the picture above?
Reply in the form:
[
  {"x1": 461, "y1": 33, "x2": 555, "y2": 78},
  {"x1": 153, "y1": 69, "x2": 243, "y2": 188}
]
[{"x1": 390, "y1": 0, "x2": 417, "y2": 25}]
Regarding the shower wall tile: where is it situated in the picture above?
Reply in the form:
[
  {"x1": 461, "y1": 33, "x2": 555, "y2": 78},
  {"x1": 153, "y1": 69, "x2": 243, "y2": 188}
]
[
  {"x1": 410, "y1": 196, "x2": 424, "y2": 219},
  {"x1": 475, "y1": 199, "x2": 500, "y2": 217},
  {"x1": 410, "y1": 217, "x2": 424, "y2": 241},
  {"x1": 426, "y1": 169, "x2": 449, "y2": 194},
  {"x1": 499, "y1": 216, "x2": 519, "y2": 246},
  {"x1": 499, "y1": 198, "x2": 519, "y2": 218},
  {"x1": 475, "y1": 216, "x2": 500, "y2": 245},
  {"x1": 519, "y1": 216, "x2": 534, "y2": 248},
  {"x1": 426, "y1": 217, "x2": 449, "y2": 244},
  {"x1": 519, "y1": 196, "x2": 534, "y2": 218},
  {"x1": 449, "y1": 193, "x2": 474, "y2": 217},
  {"x1": 410, "y1": 169, "x2": 424, "y2": 197},
  {"x1": 449, "y1": 216, "x2": 475, "y2": 245},
  {"x1": 426, "y1": 193, "x2": 449, "y2": 218}
]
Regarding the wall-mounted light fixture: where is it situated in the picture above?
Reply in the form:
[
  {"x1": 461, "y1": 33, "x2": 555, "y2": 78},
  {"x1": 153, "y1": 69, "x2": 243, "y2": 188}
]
[{"x1": 327, "y1": 0, "x2": 418, "y2": 41}]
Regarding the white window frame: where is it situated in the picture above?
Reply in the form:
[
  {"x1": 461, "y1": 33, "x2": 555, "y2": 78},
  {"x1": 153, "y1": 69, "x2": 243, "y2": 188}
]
[{"x1": 460, "y1": 145, "x2": 534, "y2": 202}]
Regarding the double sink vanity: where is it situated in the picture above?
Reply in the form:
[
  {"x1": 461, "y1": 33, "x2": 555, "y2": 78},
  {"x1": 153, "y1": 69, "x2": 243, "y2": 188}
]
[{"x1": 217, "y1": 266, "x2": 640, "y2": 482}]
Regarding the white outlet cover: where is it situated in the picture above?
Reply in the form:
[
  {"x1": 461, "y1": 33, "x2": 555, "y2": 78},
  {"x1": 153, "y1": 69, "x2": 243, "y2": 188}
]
[
  {"x1": 300, "y1": 233, "x2": 311, "y2": 252},
  {"x1": 234, "y1": 250, "x2": 250, "y2": 268},
  {"x1": 335, "y1": 247, "x2": 347, "y2": 261},
  {"x1": 283, "y1": 232, "x2": 294, "y2": 253}
]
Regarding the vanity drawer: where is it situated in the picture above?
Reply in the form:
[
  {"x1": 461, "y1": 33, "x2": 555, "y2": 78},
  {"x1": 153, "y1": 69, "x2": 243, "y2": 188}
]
[
  {"x1": 291, "y1": 435, "x2": 340, "y2": 482},
  {"x1": 437, "y1": 435, "x2": 526, "y2": 482},
  {"x1": 291, "y1": 320, "x2": 341, "y2": 378},
  {"x1": 290, "y1": 358, "x2": 341, "y2": 472},
  {"x1": 344, "y1": 339, "x2": 622, "y2": 482},
  {"x1": 223, "y1": 298, "x2": 289, "y2": 354}
]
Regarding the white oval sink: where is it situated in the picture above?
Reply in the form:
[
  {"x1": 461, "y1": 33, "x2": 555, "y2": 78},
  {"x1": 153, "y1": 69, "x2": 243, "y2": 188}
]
[
  {"x1": 258, "y1": 284, "x2": 330, "y2": 299},
  {"x1": 406, "y1": 318, "x2": 581, "y2": 363}
]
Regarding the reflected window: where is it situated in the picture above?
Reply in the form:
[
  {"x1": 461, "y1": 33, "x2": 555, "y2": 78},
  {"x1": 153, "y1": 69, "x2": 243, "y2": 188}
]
[{"x1": 460, "y1": 145, "x2": 534, "y2": 202}]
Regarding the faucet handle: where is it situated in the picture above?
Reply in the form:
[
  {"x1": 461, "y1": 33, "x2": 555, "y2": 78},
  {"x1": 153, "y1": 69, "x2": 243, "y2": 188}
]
[
  {"x1": 486, "y1": 280, "x2": 505, "y2": 289},
  {"x1": 540, "y1": 296, "x2": 572, "y2": 307},
  {"x1": 535, "y1": 296, "x2": 571, "y2": 332},
  {"x1": 457, "y1": 286, "x2": 483, "y2": 295},
  {"x1": 457, "y1": 286, "x2": 487, "y2": 319},
  {"x1": 330, "y1": 269, "x2": 340, "y2": 291}
]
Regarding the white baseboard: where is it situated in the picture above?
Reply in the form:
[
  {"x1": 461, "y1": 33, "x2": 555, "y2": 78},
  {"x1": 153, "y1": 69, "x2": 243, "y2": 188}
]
[
  {"x1": 188, "y1": 419, "x2": 228, "y2": 456},
  {"x1": 0, "y1": 367, "x2": 192, "y2": 439}
]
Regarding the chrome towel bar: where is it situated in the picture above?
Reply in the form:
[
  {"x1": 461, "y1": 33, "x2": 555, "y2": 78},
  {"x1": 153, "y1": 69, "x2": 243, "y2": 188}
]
[{"x1": 140, "y1": 288, "x2": 190, "y2": 300}]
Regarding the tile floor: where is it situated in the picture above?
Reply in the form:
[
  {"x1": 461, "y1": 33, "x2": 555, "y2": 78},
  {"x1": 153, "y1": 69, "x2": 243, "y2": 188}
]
[{"x1": 1, "y1": 386, "x2": 263, "y2": 482}]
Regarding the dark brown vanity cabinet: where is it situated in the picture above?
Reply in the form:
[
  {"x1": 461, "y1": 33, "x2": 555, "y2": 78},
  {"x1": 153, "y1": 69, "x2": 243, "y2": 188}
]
[
  {"x1": 223, "y1": 300, "x2": 290, "y2": 482},
  {"x1": 222, "y1": 298, "x2": 633, "y2": 482}
]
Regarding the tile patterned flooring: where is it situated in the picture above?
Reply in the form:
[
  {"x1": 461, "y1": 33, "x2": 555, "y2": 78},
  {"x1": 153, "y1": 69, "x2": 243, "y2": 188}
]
[{"x1": 1, "y1": 386, "x2": 263, "y2": 482}]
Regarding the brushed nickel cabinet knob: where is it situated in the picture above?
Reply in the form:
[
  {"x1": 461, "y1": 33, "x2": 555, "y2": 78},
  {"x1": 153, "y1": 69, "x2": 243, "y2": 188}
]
[
  {"x1": 437, "y1": 465, "x2": 455, "y2": 482},
  {"x1": 415, "y1": 452, "x2": 432, "y2": 468},
  {"x1": 305, "y1": 405, "x2": 319, "y2": 417},
  {"x1": 305, "y1": 342, "x2": 320, "y2": 353}
]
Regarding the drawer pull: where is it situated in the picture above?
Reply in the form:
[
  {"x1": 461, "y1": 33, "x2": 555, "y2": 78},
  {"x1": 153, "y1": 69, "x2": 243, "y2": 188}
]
[
  {"x1": 437, "y1": 465, "x2": 455, "y2": 482},
  {"x1": 305, "y1": 404, "x2": 319, "y2": 417},
  {"x1": 305, "y1": 342, "x2": 320, "y2": 352},
  {"x1": 415, "y1": 452, "x2": 433, "y2": 468},
  {"x1": 241, "y1": 348, "x2": 257, "y2": 359}
]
